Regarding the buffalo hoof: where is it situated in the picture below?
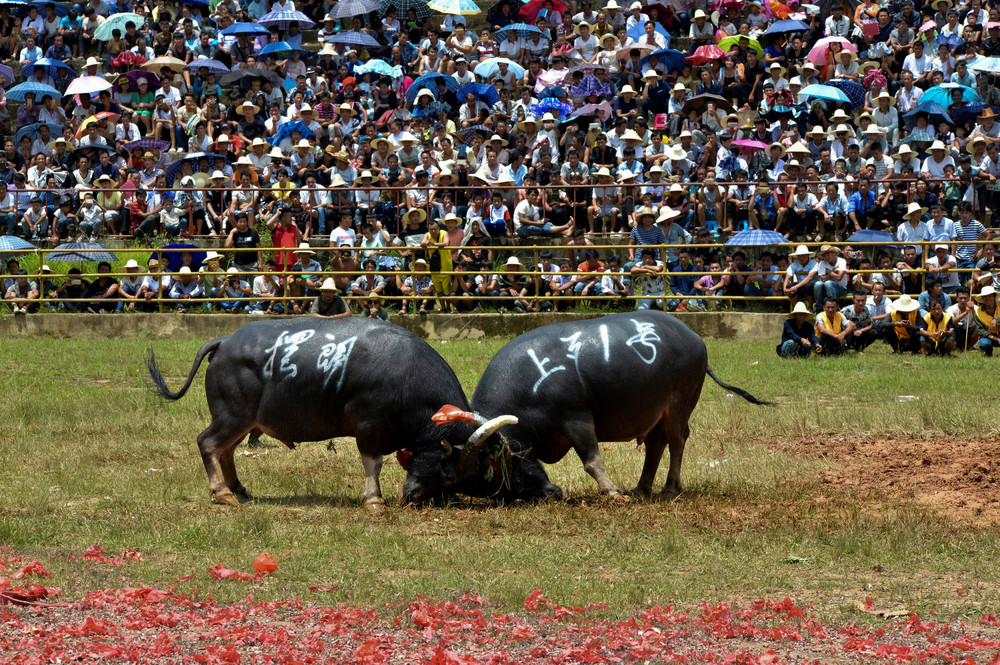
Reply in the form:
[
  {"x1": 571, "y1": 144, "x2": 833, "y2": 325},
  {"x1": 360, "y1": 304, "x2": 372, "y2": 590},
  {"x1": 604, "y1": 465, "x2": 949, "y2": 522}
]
[
  {"x1": 657, "y1": 487, "x2": 682, "y2": 501},
  {"x1": 211, "y1": 489, "x2": 240, "y2": 507},
  {"x1": 603, "y1": 490, "x2": 631, "y2": 503},
  {"x1": 629, "y1": 486, "x2": 654, "y2": 500},
  {"x1": 364, "y1": 497, "x2": 387, "y2": 513},
  {"x1": 234, "y1": 486, "x2": 254, "y2": 502}
]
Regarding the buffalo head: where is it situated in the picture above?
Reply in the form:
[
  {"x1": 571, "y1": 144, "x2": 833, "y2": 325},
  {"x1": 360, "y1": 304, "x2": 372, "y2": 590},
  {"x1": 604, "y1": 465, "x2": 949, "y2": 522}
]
[{"x1": 400, "y1": 405, "x2": 561, "y2": 504}]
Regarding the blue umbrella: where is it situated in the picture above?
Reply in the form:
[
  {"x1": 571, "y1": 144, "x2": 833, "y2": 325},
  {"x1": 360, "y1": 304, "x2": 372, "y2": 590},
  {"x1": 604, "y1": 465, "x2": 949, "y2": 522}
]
[
  {"x1": 902, "y1": 129, "x2": 934, "y2": 144},
  {"x1": 414, "y1": 101, "x2": 450, "y2": 117},
  {"x1": 951, "y1": 102, "x2": 999, "y2": 125},
  {"x1": 354, "y1": 59, "x2": 403, "y2": 78},
  {"x1": 150, "y1": 244, "x2": 205, "y2": 272},
  {"x1": 257, "y1": 41, "x2": 302, "y2": 57},
  {"x1": 531, "y1": 98, "x2": 573, "y2": 119},
  {"x1": 5, "y1": 81, "x2": 61, "y2": 101},
  {"x1": 724, "y1": 229, "x2": 788, "y2": 246},
  {"x1": 571, "y1": 76, "x2": 612, "y2": 97},
  {"x1": 405, "y1": 82, "x2": 438, "y2": 103},
  {"x1": 969, "y1": 57, "x2": 1000, "y2": 74},
  {"x1": 474, "y1": 57, "x2": 525, "y2": 79},
  {"x1": 847, "y1": 229, "x2": 899, "y2": 249},
  {"x1": 638, "y1": 48, "x2": 686, "y2": 74},
  {"x1": 411, "y1": 72, "x2": 458, "y2": 92},
  {"x1": 823, "y1": 79, "x2": 866, "y2": 109},
  {"x1": 185, "y1": 57, "x2": 230, "y2": 75},
  {"x1": 0, "y1": 236, "x2": 36, "y2": 258},
  {"x1": 457, "y1": 82, "x2": 500, "y2": 106},
  {"x1": 220, "y1": 22, "x2": 271, "y2": 36},
  {"x1": 14, "y1": 122, "x2": 60, "y2": 145},
  {"x1": 799, "y1": 83, "x2": 850, "y2": 104},
  {"x1": 903, "y1": 101, "x2": 954, "y2": 130},
  {"x1": 46, "y1": 243, "x2": 118, "y2": 263},
  {"x1": 494, "y1": 22, "x2": 542, "y2": 43},
  {"x1": 762, "y1": 19, "x2": 809, "y2": 35},
  {"x1": 23, "y1": 1, "x2": 67, "y2": 16},
  {"x1": 165, "y1": 152, "x2": 230, "y2": 185},
  {"x1": 258, "y1": 9, "x2": 315, "y2": 29},
  {"x1": 266, "y1": 120, "x2": 317, "y2": 148},
  {"x1": 922, "y1": 83, "x2": 980, "y2": 107},
  {"x1": 626, "y1": 22, "x2": 671, "y2": 48},
  {"x1": 27, "y1": 58, "x2": 75, "y2": 83},
  {"x1": 329, "y1": 31, "x2": 380, "y2": 48}
]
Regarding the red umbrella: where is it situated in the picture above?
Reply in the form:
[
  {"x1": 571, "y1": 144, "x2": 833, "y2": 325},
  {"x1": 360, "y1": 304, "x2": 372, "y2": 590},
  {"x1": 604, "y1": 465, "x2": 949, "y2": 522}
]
[
  {"x1": 519, "y1": 0, "x2": 568, "y2": 22},
  {"x1": 686, "y1": 45, "x2": 727, "y2": 65}
]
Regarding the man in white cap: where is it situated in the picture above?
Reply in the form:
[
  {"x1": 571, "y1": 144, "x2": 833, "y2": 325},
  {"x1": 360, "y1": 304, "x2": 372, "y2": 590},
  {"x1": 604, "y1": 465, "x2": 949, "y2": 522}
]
[
  {"x1": 925, "y1": 244, "x2": 960, "y2": 293},
  {"x1": 168, "y1": 266, "x2": 203, "y2": 314},
  {"x1": 687, "y1": 9, "x2": 714, "y2": 54},
  {"x1": 117, "y1": 259, "x2": 146, "y2": 312}
]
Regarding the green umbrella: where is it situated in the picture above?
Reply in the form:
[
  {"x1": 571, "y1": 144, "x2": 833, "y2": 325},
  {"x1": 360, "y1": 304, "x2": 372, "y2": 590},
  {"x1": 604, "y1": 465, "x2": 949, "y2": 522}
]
[
  {"x1": 94, "y1": 13, "x2": 147, "y2": 41},
  {"x1": 717, "y1": 35, "x2": 764, "y2": 59}
]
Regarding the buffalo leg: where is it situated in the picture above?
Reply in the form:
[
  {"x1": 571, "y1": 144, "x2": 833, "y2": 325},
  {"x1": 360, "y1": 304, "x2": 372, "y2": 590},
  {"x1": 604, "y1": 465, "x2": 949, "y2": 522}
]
[
  {"x1": 567, "y1": 426, "x2": 625, "y2": 497},
  {"x1": 633, "y1": 417, "x2": 669, "y2": 498},
  {"x1": 197, "y1": 418, "x2": 251, "y2": 507},
  {"x1": 660, "y1": 419, "x2": 691, "y2": 499},
  {"x1": 219, "y1": 444, "x2": 252, "y2": 501},
  {"x1": 360, "y1": 453, "x2": 386, "y2": 512}
]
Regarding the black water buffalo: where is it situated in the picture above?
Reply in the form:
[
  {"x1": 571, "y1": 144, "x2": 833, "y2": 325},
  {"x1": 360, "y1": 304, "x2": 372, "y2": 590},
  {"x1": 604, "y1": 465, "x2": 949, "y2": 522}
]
[
  {"x1": 146, "y1": 318, "x2": 520, "y2": 509},
  {"x1": 435, "y1": 311, "x2": 770, "y2": 500}
]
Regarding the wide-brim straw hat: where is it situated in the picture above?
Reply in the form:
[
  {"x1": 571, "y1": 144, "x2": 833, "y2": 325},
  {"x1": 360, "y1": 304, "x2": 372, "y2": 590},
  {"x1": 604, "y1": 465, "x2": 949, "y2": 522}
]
[
  {"x1": 790, "y1": 244, "x2": 811, "y2": 257},
  {"x1": 893, "y1": 294, "x2": 920, "y2": 312},
  {"x1": 405, "y1": 208, "x2": 427, "y2": 223},
  {"x1": 319, "y1": 278, "x2": 340, "y2": 292},
  {"x1": 788, "y1": 301, "x2": 812, "y2": 318},
  {"x1": 977, "y1": 286, "x2": 998, "y2": 301},
  {"x1": 294, "y1": 243, "x2": 316, "y2": 255},
  {"x1": 768, "y1": 142, "x2": 786, "y2": 159},
  {"x1": 904, "y1": 201, "x2": 928, "y2": 218}
]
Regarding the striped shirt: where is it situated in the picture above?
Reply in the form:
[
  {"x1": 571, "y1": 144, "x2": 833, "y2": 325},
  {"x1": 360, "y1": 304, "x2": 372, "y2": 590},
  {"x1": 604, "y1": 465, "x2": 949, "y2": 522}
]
[
  {"x1": 629, "y1": 224, "x2": 667, "y2": 262},
  {"x1": 956, "y1": 219, "x2": 986, "y2": 261}
]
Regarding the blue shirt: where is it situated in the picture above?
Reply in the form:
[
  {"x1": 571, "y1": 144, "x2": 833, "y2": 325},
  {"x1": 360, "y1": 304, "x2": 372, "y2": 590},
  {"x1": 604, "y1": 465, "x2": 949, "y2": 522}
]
[
  {"x1": 670, "y1": 263, "x2": 699, "y2": 295},
  {"x1": 847, "y1": 190, "x2": 876, "y2": 215}
]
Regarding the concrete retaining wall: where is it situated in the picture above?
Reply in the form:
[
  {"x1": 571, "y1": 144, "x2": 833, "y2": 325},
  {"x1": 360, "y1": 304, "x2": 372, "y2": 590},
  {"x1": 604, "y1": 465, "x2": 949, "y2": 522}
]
[{"x1": 0, "y1": 312, "x2": 784, "y2": 341}]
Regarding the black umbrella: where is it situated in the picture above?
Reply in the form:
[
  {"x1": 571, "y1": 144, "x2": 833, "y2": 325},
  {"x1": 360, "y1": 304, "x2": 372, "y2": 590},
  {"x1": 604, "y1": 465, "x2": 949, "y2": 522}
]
[
  {"x1": 220, "y1": 68, "x2": 284, "y2": 88},
  {"x1": 454, "y1": 124, "x2": 492, "y2": 144},
  {"x1": 680, "y1": 94, "x2": 736, "y2": 117},
  {"x1": 70, "y1": 142, "x2": 116, "y2": 163}
]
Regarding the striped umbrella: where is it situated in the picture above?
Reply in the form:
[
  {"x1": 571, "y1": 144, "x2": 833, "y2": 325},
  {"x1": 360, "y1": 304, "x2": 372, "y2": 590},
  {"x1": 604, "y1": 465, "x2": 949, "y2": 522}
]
[
  {"x1": 333, "y1": 0, "x2": 381, "y2": 17},
  {"x1": 185, "y1": 57, "x2": 230, "y2": 75},
  {"x1": 259, "y1": 10, "x2": 316, "y2": 29},
  {"x1": 45, "y1": 243, "x2": 119, "y2": 263},
  {"x1": 969, "y1": 57, "x2": 1000, "y2": 74},
  {"x1": 124, "y1": 139, "x2": 171, "y2": 151},
  {"x1": 724, "y1": 230, "x2": 788, "y2": 247},
  {"x1": 329, "y1": 31, "x2": 380, "y2": 48},
  {"x1": 381, "y1": 0, "x2": 433, "y2": 19},
  {"x1": 5, "y1": 81, "x2": 61, "y2": 101},
  {"x1": 494, "y1": 23, "x2": 542, "y2": 43},
  {"x1": 454, "y1": 124, "x2": 491, "y2": 144},
  {"x1": 0, "y1": 236, "x2": 36, "y2": 259}
]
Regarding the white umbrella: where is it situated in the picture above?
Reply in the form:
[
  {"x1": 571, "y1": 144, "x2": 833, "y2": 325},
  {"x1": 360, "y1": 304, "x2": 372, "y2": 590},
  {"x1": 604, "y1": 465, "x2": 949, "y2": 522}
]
[{"x1": 65, "y1": 76, "x2": 112, "y2": 96}]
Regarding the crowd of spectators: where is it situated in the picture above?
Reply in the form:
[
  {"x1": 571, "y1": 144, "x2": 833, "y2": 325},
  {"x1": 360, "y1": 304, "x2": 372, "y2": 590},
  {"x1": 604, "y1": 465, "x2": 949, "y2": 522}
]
[{"x1": 4, "y1": 0, "x2": 1000, "y2": 319}]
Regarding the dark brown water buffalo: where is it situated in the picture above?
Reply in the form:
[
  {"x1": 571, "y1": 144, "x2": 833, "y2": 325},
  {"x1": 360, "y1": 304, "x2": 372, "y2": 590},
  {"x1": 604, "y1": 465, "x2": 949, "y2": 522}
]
[
  {"x1": 146, "y1": 318, "x2": 520, "y2": 510},
  {"x1": 435, "y1": 311, "x2": 771, "y2": 501}
]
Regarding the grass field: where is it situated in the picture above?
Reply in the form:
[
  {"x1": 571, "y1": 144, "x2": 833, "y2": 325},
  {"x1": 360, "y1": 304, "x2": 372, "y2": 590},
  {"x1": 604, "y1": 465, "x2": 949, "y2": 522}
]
[{"x1": 1, "y1": 332, "x2": 1000, "y2": 630}]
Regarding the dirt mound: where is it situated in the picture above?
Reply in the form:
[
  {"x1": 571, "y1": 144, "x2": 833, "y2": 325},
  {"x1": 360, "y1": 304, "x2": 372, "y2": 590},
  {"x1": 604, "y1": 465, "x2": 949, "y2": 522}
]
[{"x1": 783, "y1": 436, "x2": 1000, "y2": 526}]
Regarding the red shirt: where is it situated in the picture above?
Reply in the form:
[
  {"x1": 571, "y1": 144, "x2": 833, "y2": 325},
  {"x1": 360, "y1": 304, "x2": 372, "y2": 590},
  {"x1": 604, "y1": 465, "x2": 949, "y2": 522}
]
[{"x1": 272, "y1": 222, "x2": 300, "y2": 268}]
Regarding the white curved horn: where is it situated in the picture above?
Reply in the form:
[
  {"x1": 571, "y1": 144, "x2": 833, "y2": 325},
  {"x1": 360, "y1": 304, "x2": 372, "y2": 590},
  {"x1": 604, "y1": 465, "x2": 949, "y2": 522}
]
[{"x1": 459, "y1": 415, "x2": 518, "y2": 476}]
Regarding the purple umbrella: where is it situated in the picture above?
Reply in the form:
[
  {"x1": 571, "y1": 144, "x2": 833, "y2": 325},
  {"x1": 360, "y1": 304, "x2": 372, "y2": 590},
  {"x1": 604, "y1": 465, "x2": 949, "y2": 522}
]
[
  {"x1": 0, "y1": 64, "x2": 14, "y2": 87},
  {"x1": 570, "y1": 75, "x2": 612, "y2": 97},
  {"x1": 114, "y1": 70, "x2": 160, "y2": 92}
]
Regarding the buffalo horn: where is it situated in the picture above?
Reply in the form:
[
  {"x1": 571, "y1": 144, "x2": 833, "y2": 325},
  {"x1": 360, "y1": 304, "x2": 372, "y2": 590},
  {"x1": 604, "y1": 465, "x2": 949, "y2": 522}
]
[
  {"x1": 458, "y1": 415, "x2": 518, "y2": 477},
  {"x1": 441, "y1": 439, "x2": 453, "y2": 456}
]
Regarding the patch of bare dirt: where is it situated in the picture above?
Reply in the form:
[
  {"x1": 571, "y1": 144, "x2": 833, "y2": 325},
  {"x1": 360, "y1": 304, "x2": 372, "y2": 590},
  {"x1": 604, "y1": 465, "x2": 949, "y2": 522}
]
[{"x1": 781, "y1": 435, "x2": 1000, "y2": 526}]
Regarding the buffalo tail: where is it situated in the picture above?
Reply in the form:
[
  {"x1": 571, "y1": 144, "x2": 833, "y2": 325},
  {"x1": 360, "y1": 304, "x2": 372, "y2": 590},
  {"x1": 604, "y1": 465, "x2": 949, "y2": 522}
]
[
  {"x1": 706, "y1": 366, "x2": 774, "y2": 406},
  {"x1": 145, "y1": 338, "x2": 224, "y2": 400}
]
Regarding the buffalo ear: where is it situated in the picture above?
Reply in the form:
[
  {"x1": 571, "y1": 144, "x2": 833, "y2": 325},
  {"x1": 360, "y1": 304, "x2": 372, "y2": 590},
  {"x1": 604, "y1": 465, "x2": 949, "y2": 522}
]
[{"x1": 441, "y1": 439, "x2": 453, "y2": 457}]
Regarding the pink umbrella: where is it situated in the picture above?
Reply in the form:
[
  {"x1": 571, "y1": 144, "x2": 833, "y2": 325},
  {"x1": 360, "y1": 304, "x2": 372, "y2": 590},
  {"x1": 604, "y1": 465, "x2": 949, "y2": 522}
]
[
  {"x1": 731, "y1": 139, "x2": 769, "y2": 152},
  {"x1": 807, "y1": 36, "x2": 857, "y2": 66},
  {"x1": 686, "y1": 45, "x2": 727, "y2": 66},
  {"x1": 519, "y1": 0, "x2": 568, "y2": 23}
]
